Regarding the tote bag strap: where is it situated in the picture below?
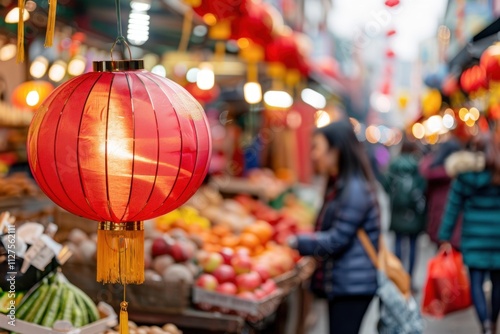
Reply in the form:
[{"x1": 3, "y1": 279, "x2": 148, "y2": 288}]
[{"x1": 357, "y1": 229, "x2": 379, "y2": 269}]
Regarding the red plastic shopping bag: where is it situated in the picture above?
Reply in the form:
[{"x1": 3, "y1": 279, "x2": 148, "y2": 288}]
[{"x1": 422, "y1": 248, "x2": 472, "y2": 318}]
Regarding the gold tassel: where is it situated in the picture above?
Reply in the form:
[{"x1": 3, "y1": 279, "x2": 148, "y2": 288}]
[
  {"x1": 119, "y1": 300, "x2": 129, "y2": 334},
  {"x1": 16, "y1": 0, "x2": 24, "y2": 63},
  {"x1": 96, "y1": 221, "x2": 144, "y2": 284},
  {"x1": 247, "y1": 62, "x2": 258, "y2": 83},
  {"x1": 45, "y1": 0, "x2": 57, "y2": 47}
]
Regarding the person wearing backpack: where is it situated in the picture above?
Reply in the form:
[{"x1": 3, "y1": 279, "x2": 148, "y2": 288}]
[{"x1": 383, "y1": 137, "x2": 426, "y2": 279}]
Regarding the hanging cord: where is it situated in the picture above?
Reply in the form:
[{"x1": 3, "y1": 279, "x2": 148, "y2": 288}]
[
  {"x1": 178, "y1": 9, "x2": 194, "y2": 52},
  {"x1": 113, "y1": 0, "x2": 128, "y2": 59}
]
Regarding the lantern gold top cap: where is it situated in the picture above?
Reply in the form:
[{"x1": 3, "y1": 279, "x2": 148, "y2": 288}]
[{"x1": 93, "y1": 60, "x2": 144, "y2": 72}]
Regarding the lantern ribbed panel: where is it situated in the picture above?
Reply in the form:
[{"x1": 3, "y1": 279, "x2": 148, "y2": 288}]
[{"x1": 27, "y1": 70, "x2": 211, "y2": 222}]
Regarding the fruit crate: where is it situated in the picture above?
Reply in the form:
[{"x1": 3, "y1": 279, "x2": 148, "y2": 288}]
[
  {"x1": 62, "y1": 263, "x2": 191, "y2": 314},
  {"x1": 295, "y1": 256, "x2": 316, "y2": 282},
  {"x1": 0, "y1": 302, "x2": 116, "y2": 334},
  {"x1": 273, "y1": 270, "x2": 300, "y2": 295},
  {"x1": 273, "y1": 257, "x2": 316, "y2": 294},
  {"x1": 192, "y1": 287, "x2": 283, "y2": 322}
]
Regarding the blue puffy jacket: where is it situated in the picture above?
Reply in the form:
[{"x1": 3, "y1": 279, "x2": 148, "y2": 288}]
[{"x1": 296, "y1": 176, "x2": 380, "y2": 298}]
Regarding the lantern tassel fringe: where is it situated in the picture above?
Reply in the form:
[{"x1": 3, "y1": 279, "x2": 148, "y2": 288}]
[
  {"x1": 16, "y1": 0, "x2": 24, "y2": 63},
  {"x1": 120, "y1": 301, "x2": 128, "y2": 334},
  {"x1": 96, "y1": 222, "x2": 144, "y2": 284},
  {"x1": 45, "y1": 0, "x2": 58, "y2": 47}
]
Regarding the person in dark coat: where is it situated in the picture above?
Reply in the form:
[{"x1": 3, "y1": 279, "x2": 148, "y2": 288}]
[
  {"x1": 419, "y1": 139, "x2": 462, "y2": 249},
  {"x1": 383, "y1": 138, "x2": 425, "y2": 278},
  {"x1": 439, "y1": 132, "x2": 500, "y2": 334},
  {"x1": 288, "y1": 120, "x2": 380, "y2": 334}
]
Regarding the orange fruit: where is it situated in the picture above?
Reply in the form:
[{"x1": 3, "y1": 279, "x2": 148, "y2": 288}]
[
  {"x1": 221, "y1": 235, "x2": 240, "y2": 248},
  {"x1": 252, "y1": 245, "x2": 265, "y2": 257},
  {"x1": 207, "y1": 234, "x2": 221, "y2": 244},
  {"x1": 212, "y1": 224, "x2": 231, "y2": 238},
  {"x1": 243, "y1": 221, "x2": 274, "y2": 244},
  {"x1": 239, "y1": 233, "x2": 260, "y2": 249}
]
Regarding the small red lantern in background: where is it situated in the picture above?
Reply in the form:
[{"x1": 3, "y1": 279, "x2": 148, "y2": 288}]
[
  {"x1": 11, "y1": 80, "x2": 54, "y2": 111},
  {"x1": 192, "y1": 0, "x2": 246, "y2": 21},
  {"x1": 265, "y1": 32, "x2": 310, "y2": 75},
  {"x1": 480, "y1": 43, "x2": 500, "y2": 82},
  {"x1": 27, "y1": 60, "x2": 212, "y2": 288},
  {"x1": 230, "y1": 1, "x2": 277, "y2": 46},
  {"x1": 460, "y1": 68, "x2": 473, "y2": 93},
  {"x1": 442, "y1": 75, "x2": 459, "y2": 96},
  {"x1": 185, "y1": 82, "x2": 221, "y2": 104}
]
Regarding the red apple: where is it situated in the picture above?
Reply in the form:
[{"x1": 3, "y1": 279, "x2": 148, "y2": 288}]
[
  {"x1": 151, "y1": 237, "x2": 170, "y2": 258},
  {"x1": 216, "y1": 282, "x2": 238, "y2": 295},
  {"x1": 237, "y1": 291, "x2": 257, "y2": 301},
  {"x1": 200, "y1": 252, "x2": 224, "y2": 273},
  {"x1": 261, "y1": 279, "x2": 277, "y2": 295},
  {"x1": 236, "y1": 271, "x2": 262, "y2": 292},
  {"x1": 196, "y1": 274, "x2": 218, "y2": 291},
  {"x1": 231, "y1": 254, "x2": 252, "y2": 274},
  {"x1": 219, "y1": 247, "x2": 235, "y2": 265},
  {"x1": 252, "y1": 263, "x2": 270, "y2": 281},
  {"x1": 213, "y1": 264, "x2": 236, "y2": 284},
  {"x1": 253, "y1": 289, "x2": 267, "y2": 300}
]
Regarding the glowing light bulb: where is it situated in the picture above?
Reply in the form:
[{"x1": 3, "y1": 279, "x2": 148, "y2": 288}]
[
  {"x1": 263, "y1": 91, "x2": 293, "y2": 108},
  {"x1": 315, "y1": 110, "x2": 331, "y2": 128},
  {"x1": 30, "y1": 56, "x2": 49, "y2": 78},
  {"x1": 68, "y1": 56, "x2": 86, "y2": 76},
  {"x1": 5, "y1": 7, "x2": 29, "y2": 23},
  {"x1": 48, "y1": 61, "x2": 67, "y2": 82},
  {"x1": 244, "y1": 82, "x2": 262, "y2": 104},
  {"x1": 26, "y1": 90, "x2": 40, "y2": 107},
  {"x1": 196, "y1": 63, "x2": 215, "y2": 90},
  {"x1": 301, "y1": 88, "x2": 326, "y2": 109}
]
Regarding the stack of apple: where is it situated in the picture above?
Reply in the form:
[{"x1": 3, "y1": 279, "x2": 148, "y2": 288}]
[
  {"x1": 195, "y1": 248, "x2": 279, "y2": 307},
  {"x1": 145, "y1": 230, "x2": 201, "y2": 286}
]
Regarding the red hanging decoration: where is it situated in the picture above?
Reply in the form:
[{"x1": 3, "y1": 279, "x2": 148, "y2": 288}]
[
  {"x1": 386, "y1": 29, "x2": 397, "y2": 37},
  {"x1": 386, "y1": 49, "x2": 395, "y2": 58},
  {"x1": 230, "y1": 1, "x2": 275, "y2": 46},
  {"x1": 480, "y1": 44, "x2": 500, "y2": 82},
  {"x1": 385, "y1": 0, "x2": 400, "y2": 7},
  {"x1": 441, "y1": 75, "x2": 459, "y2": 96},
  {"x1": 265, "y1": 32, "x2": 310, "y2": 75},
  {"x1": 28, "y1": 59, "x2": 212, "y2": 293},
  {"x1": 27, "y1": 60, "x2": 212, "y2": 223},
  {"x1": 193, "y1": 0, "x2": 246, "y2": 21}
]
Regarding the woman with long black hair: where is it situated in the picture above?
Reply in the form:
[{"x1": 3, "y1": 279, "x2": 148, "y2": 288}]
[{"x1": 288, "y1": 120, "x2": 380, "y2": 334}]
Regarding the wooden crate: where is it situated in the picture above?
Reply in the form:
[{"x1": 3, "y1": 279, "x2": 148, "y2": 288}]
[{"x1": 62, "y1": 263, "x2": 191, "y2": 314}]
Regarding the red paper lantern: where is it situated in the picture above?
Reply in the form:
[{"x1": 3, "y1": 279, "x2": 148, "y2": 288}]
[
  {"x1": 27, "y1": 61, "x2": 212, "y2": 222},
  {"x1": 480, "y1": 44, "x2": 500, "y2": 82},
  {"x1": 386, "y1": 29, "x2": 397, "y2": 37},
  {"x1": 265, "y1": 32, "x2": 310, "y2": 75},
  {"x1": 385, "y1": 49, "x2": 395, "y2": 58},
  {"x1": 11, "y1": 80, "x2": 54, "y2": 111},
  {"x1": 442, "y1": 75, "x2": 459, "y2": 96},
  {"x1": 193, "y1": 0, "x2": 246, "y2": 21},
  {"x1": 385, "y1": 0, "x2": 400, "y2": 7},
  {"x1": 460, "y1": 68, "x2": 473, "y2": 93},
  {"x1": 231, "y1": 1, "x2": 275, "y2": 46}
]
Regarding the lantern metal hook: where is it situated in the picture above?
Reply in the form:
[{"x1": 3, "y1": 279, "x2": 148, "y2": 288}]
[{"x1": 111, "y1": 37, "x2": 133, "y2": 61}]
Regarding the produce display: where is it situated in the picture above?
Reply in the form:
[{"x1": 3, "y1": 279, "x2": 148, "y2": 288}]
[
  {"x1": 0, "y1": 173, "x2": 39, "y2": 197},
  {"x1": 49, "y1": 184, "x2": 316, "y2": 329},
  {"x1": 15, "y1": 271, "x2": 99, "y2": 328},
  {"x1": 104, "y1": 321, "x2": 182, "y2": 334}
]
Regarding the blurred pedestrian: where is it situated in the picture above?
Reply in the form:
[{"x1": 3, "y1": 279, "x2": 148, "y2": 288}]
[
  {"x1": 439, "y1": 131, "x2": 500, "y2": 334},
  {"x1": 383, "y1": 136, "x2": 426, "y2": 279},
  {"x1": 419, "y1": 138, "x2": 462, "y2": 249},
  {"x1": 288, "y1": 120, "x2": 380, "y2": 334}
]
